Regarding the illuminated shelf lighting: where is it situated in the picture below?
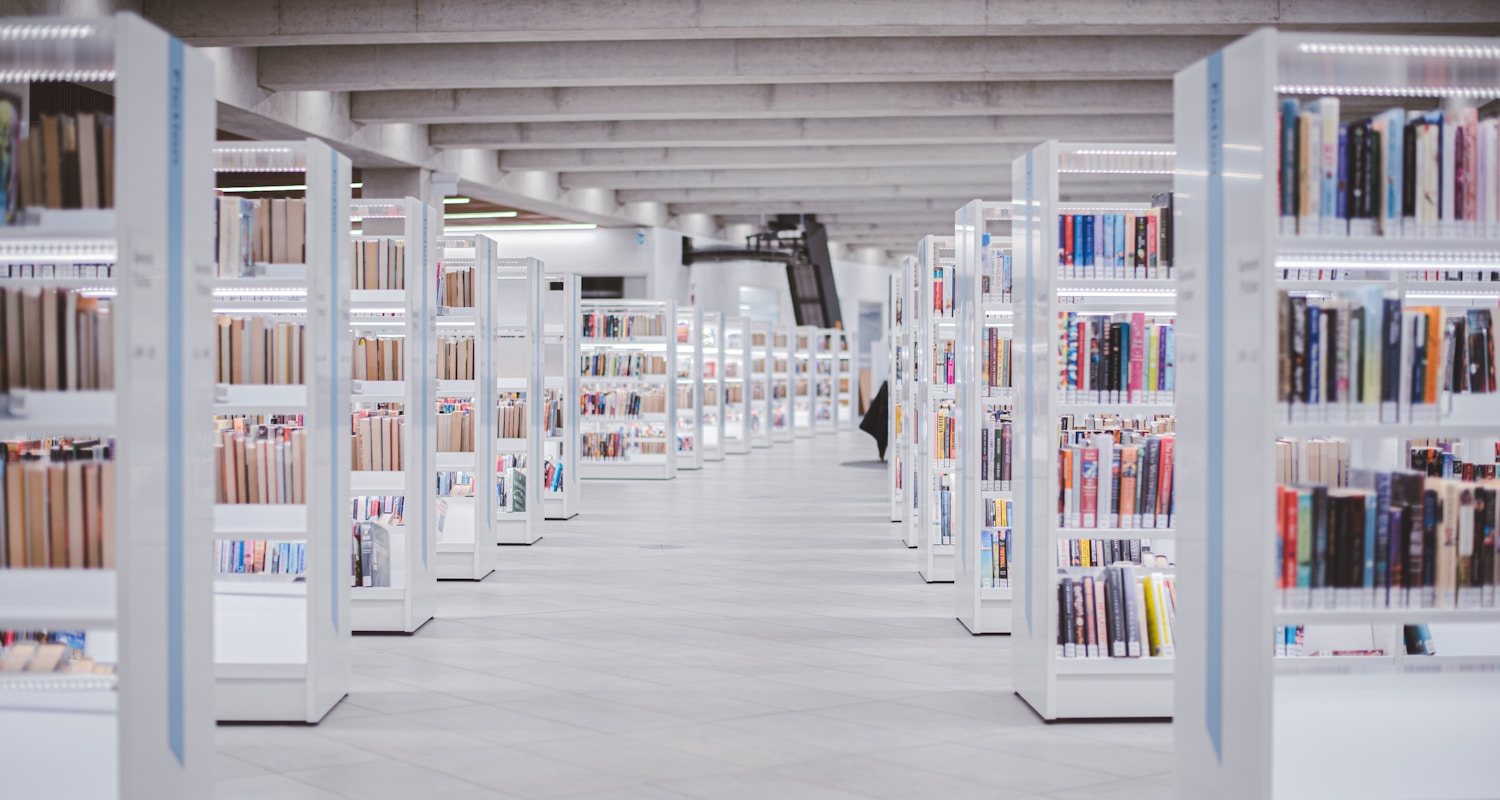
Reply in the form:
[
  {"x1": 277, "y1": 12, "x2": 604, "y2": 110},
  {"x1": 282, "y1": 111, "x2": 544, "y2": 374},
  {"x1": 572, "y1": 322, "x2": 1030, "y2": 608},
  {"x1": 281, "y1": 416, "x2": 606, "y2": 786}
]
[
  {"x1": 0, "y1": 69, "x2": 113, "y2": 82},
  {"x1": 1277, "y1": 84, "x2": 1500, "y2": 98},
  {"x1": 0, "y1": 22, "x2": 98, "y2": 39},
  {"x1": 444, "y1": 211, "x2": 519, "y2": 220},
  {"x1": 1058, "y1": 169, "x2": 1175, "y2": 175},
  {"x1": 443, "y1": 197, "x2": 469, "y2": 205},
  {"x1": 1296, "y1": 42, "x2": 1500, "y2": 59},
  {"x1": 212, "y1": 287, "x2": 307, "y2": 298},
  {"x1": 448, "y1": 223, "x2": 598, "y2": 233}
]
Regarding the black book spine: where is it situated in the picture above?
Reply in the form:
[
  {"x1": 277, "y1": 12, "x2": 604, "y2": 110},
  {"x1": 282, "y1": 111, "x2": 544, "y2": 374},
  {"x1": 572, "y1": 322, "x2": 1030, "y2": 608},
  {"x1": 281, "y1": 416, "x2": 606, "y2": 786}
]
[
  {"x1": 1382, "y1": 298, "x2": 1402, "y2": 404},
  {"x1": 1421, "y1": 489, "x2": 1439, "y2": 594},
  {"x1": 1402, "y1": 120, "x2": 1418, "y2": 219},
  {"x1": 1058, "y1": 578, "x2": 1071, "y2": 652},
  {"x1": 1347, "y1": 123, "x2": 1364, "y2": 222},
  {"x1": 1312, "y1": 486, "x2": 1330, "y2": 594},
  {"x1": 1323, "y1": 307, "x2": 1339, "y2": 403}
]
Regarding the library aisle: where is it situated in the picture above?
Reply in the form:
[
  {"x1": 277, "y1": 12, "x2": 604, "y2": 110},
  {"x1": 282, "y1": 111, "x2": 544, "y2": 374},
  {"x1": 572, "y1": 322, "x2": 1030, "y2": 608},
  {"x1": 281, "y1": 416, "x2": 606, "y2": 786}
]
[{"x1": 215, "y1": 432, "x2": 1170, "y2": 800}]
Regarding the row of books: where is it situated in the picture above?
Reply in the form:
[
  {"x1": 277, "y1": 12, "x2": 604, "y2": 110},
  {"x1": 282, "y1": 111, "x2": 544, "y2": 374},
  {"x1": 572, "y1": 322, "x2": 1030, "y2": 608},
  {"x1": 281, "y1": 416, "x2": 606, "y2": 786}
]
[
  {"x1": 932, "y1": 261, "x2": 956, "y2": 318},
  {"x1": 1056, "y1": 197, "x2": 1174, "y2": 279},
  {"x1": 987, "y1": 496, "x2": 1013, "y2": 528},
  {"x1": 934, "y1": 473, "x2": 953, "y2": 545},
  {"x1": 2, "y1": 287, "x2": 114, "y2": 393},
  {"x1": 983, "y1": 329, "x2": 1013, "y2": 391},
  {"x1": 933, "y1": 399, "x2": 956, "y2": 461},
  {"x1": 1274, "y1": 436, "x2": 1350, "y2": 488},
  {"x1": 980, "y1": 410, "x2": 1013, "y2": 491},
  {"x1": 216, "y1": 316, "x2": 304, "y2": 386},
  {"x1": 497, "y1": 455, "x2": 526, "y2": 512},
  {"x1": 0, "y1": 441, "x2": 115, "y2": 569},
  {"x1": 435, "y1": 470, "x2": 473, "y2": 500},
  {"x1": 3, "y1": 105, "x2": 116, "y2": 217},
  {"x1": 1275, "y1": 468, "x2": 1500, "y2": 610},
  {"x1": 1057, "y1": 538, "x2": 1170, "y2": 568},
  {"x1": 352, "y1": 495, "x2": 403, "y2": 526},
  {"x1": 580, "y1": 388, "x2": 665, "y2": 418},
  {"x1": 351, "y1": 521, "x2": 392, "y2": 588},
  {"x1": 437, "y1": 336, "x2": 473, "y2": 380},
  {"x1": 541, "y1": 458, "x2": 564, "y2": 493},
  {"x1": 676, "y1": 432, "x2": 695, "y2": 452},
  {"x1": 498, "y1": 398, "x2": 529, "y2": 440},
  {"x1": 1409, "y1": 439, "x2": 1500, "y2": 481},
  {"x1": 541, "y1": 390, "x2": 565, "y2": 438},
  {"x1": 440, "y1": 267, "x2": 474, "y2": 308},
  {"x1": 1058, "y1": 567, "x2": 1176, "y2": 659},
  {"x1": 581, "y1": 352, "x2": 668, "y2": 377},
  {"x1": 0, "y1": 633, "x2": 111, "y2": 675},
  {"x1": 1278, "y1": 99, "x2": 1500, "y2": 238},
  {"x1": 352, "y1": 410, "x2": 404, "y2": 471},
  {"x1": 0, "y1": 264, "x2": 112, "y2": 280},
  {"x1": 436, "y1": 404, "x2": 474, "y2": 453},
  {"x1": 214, "y1": 540, "x2": 306, "y2": 576},
  {"x1": 932, "y1": 339, "x2": 954, "y2": 387},
  {"x1": 981, "y1": 529, "x2": 1012, "y2": 589},
  {"x1": 981, "y1": 242, "x2": 1014, "y2": 303},
  {"x1": 352, "y1": 335, "x2": 404, "y2": 382},
  {"x1": 1058, "y1": 428, "x2": 1177, "y2": 530},
  {"x1": 1058, "y1": 312, "x2": 1176, "y2": 405},
  {"x1": 215, "y1": 196, "x2": 306, "y2": 276},
  {"x1": 213, "y1": 423, "x2": 305, "y2": 505},
  {"x1": 352, "y1": 238, "x2": 407, "y2": 291},
  {"x1": 581, "y1": 312, "x2": 663, "y2": 339}
]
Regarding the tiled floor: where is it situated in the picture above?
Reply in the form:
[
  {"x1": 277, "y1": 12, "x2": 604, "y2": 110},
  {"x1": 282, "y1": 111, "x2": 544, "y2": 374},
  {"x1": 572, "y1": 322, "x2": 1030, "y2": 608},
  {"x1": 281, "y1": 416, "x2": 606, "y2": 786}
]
[{"x1": 217, "y1": 432, "x2": 1172, "y2": 799}]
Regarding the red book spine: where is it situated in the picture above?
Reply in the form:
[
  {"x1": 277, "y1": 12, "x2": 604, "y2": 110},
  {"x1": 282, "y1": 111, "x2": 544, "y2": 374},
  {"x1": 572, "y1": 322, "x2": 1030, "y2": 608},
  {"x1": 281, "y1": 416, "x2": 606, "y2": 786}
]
[
  {"x1": 1155, "y1": 435, "x2": 1174, "y2": 528},
  {"x1": 1063, "y1": 215, "x2": 1075, "y2": 267},
  {"x1": 1281, "y1": 486, "x2": 1299, "y2": 592},
  {"x1": 1129, "y1": 312, "x2": 1146, "y2": 404},
  {"x1": 1080, "y1": 447, "x2": 1100, "y2": 528}
]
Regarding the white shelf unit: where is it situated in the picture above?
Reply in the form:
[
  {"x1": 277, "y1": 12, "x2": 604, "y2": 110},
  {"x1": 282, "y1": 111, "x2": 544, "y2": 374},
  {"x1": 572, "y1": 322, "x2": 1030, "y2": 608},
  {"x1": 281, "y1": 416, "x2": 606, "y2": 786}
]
[
  {"x1": 675, "y1": 306, "x2": 704, "y2": 470},
  {"x1": 348, "y1": 196, "x2": 438, "y2": 633},
  {"x1": 579, "y1": 299, "x2": 677, "y2": 479},
  {"x1": 770, "y1": 325, "x2": 795, "y2": 442},
  {"x1": 0, "y1": 16, "x2": 217, "y2": 797},
  {"x1": 489, "y1": 255, "x2": 546, "y2": 545},
  {"x1": 835, "y1": 329, "x2": 856, "y2": 430},
  {"x1": 210, "y1": 140, "x2": 353, "y2": 723},
  {"x1": 888, "y1": 272, "x2": 906, "y2": 524},
  {"x1": 1011, "y1": 142, "x2": 1177, "y2": 720},
  {"x1": 792, "y1": 325, "x2": 817, "y2": 437},
  {"x1": 813, "y1": 328, "x2": 837, "y2": 433},
  {"x1": 900, "y1": 256, "x2": 923, "y2": 548},
  {"x1": 723, "y1": 316, "x2": 752, "y2": 454},
  {"x1": 748, "y1": 319, "x2": 774, "y2": 448},
  {"x1": 956, "y1": 200, "x2": 1017, "y2": 634},
  {"x1": 700, "y1": 311, "x2": 725, "y2": 461},
  {"x1": 541, "y1": 272, "x2": 581, "y2": 519},
  {"x1": 916, "y1": 235, "x2": 958, "y2": 583},
  {"x1": 1176, "y1": 31, "x2": 1500, "y2": 800}
]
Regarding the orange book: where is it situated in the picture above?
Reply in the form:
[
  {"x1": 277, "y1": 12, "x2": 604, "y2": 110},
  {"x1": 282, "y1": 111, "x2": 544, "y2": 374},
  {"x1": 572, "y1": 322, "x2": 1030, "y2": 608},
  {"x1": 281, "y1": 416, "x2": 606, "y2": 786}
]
[
  {"x1": 1118, "y1": 447, "x2": 1139, "y2": 529},
  {"x1": 5, "y1": 459, "x2": 24, "y2": 567}
]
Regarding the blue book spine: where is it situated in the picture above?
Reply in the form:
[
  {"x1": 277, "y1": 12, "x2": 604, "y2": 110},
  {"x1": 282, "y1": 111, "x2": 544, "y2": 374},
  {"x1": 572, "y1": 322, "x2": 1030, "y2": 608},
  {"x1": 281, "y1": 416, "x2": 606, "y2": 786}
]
[
  {"x1": 1374, "y1": 472, "x2": 1391, "y2": 603},
  {"x1": 1092, "y1": 214, "x2": 1104, "y2": 270},
  {"x1": 980, "y1": 531, "x2": 994, "y2": 588},
  {"x1": 1374, "y1": 108, "x2": 1405, "y2": 225},
  {"x1": 1364, "y1": 492, "x2": 1378, "y2": 596},
  {"x1": 1336, "y1": 125, "x2": 1349, "y2": 222},
  {"x1": 1083, "y1": 215, "x2": 1094, "y2": 269},
  {"x1": 1163, "y1": 327, "x2": 1175, "y2": 393},
  {"x1": 1115, "y1": 214, "x2": 1127, "y2": 270},
  {"x1": 1073, "y1": 215, "x2": 1085, "y2": 269},
  {"x1": 1308, "y1": 308, "x2": 1321, "y2": 405},
  {"x1": 1280, "y1": 98, "x2": 1299, "y2": 217},
  {"x1": 1058, "y1": 214, "x2": 1066, "y2": 267},
  {"x1": 1103, "y1": 214, "x2": 1114, "y2": 270},
  {"x1": 1297, "y1": 492, "x2": 1313, "y2": 590}
]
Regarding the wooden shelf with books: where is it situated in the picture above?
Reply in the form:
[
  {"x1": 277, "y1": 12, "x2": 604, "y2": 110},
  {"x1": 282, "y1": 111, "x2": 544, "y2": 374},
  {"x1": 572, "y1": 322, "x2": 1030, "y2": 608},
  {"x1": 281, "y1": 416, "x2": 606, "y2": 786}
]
[
  {"x1": 346, "y1": 196, "x2": 438, "y2": 633},
  {"x1": 541, "y1": 273, "x2": 580, "y2": 519},
  {"x1": 210, "y1": 138, "x2": 353, "y2": 724},
  {"x1": 888, "y1": 272, "x2": 906, "y2": 525},
  {"x1": 768, "y1": 325, "x2": 794, "y2": 444},
  {"x1": 917, "y1": 235, "x2": 959, "y2": 583},
  {"x1": 579, "y1": 299, "x2": 677, "y2": 479},
  {"x1": 956, "y1": 199, "x2": 1016, "y2": 634},
  {"x1": 723, "y1": 316, "x2": 752, "y2": 454},
  {"x1": 1011, "y1": 141, "x2": 1179, "y2": 721},
  {"x1": 675, "y1": 306, "x2": 704, "y2": 469},
  {"x1": 791, "y1": 325, "x2": 817, "y2": 438},
  {"x1": 748, "y1": 318, "x2": 773, "y2": 449},
  {"x1": 1175, "y1": 31, "x2": 1500, "y2": 800},
  {"x1": 700, "y1": 311, "x2": 725, "y2": 461}
]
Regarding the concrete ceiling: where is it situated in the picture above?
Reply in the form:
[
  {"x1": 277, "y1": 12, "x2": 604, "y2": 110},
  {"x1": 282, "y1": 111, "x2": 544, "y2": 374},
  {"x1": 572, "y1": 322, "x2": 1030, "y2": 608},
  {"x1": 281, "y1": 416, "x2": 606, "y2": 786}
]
[{"x1": 25, "y1": 0, "x2": 1500, "y2": 262}]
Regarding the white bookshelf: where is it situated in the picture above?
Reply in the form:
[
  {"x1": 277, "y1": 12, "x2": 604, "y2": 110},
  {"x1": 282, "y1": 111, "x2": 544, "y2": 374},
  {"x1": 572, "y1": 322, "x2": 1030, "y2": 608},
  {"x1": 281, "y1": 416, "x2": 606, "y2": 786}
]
[
  {"x1": 900, "y1": 256, "x2": 922, "y2": 549},
  {"x1": 748, "y1": 319, "x2": 774, "y2": 448},
  {"x1": 1011, "y1": 142, "x2": 1177, "y2": 719},
  {"x1": 888, "y1": 272, "x2": 906, "y2": 524},
  {"x1": 813, "y1": 328, "x2": 837, "y2": 433},
  {"x1": 675, "y1": 306, "x2": 704, "y2": 470},
  {"x1": 541, "y1": 272, "x2": 580, "y2": 518},
  {"x1": 770, "y1": 325, "x2": 795, "y2": 442},
  {"x1": 579, "y1": 299, "x2": 677, "y2": 479},
  {"x1": 490, "y1": 256, "x2": 547, "y2": 545},
  {"x1": 348, "y1": 196, "x2": 438, "y2": 633},
  {"x1": 792, "y1": 325, "x2": 817, "y2": 437},
  {"x1": 0, "y1": 15, "x2": 216, "y2": 797},
  {"x1": 723, "y1": 316, "x2": 751, "y2": 454},
  {"x1": 956, "y1": 200, "x2": 1017, "y2": 634},
  {"x1": 1175, "y1": 31, "x2": 1500, "y2": 800},
  {"x1": 700, "y1": 311, "x2": 725, "y2": 461},
  {"x1": 835, "y1": 329, "x2": 856, "y2": 431},
  {"x1": 916, "y1": 235, "x2": 957, "y2": 583},
  {"x1": 210, "y1": 140, "x2": 353, "y2": 724}
]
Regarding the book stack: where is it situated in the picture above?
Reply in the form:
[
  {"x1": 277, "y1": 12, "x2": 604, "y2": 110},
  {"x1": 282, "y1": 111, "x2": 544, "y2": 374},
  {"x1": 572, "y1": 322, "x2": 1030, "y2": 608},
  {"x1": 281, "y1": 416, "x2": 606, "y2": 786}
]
[
  {"x1": 437, "y1": 336, "x2": 474, "y2": 380},
  {"x1": 933, "y1": 399, "x2": 957, "y2": 462},
  {"x1": 1058, "y1": 539, "x2": 1171, "y2": 569},
  {"x1": 435, "y1": 471, "x2": 473, "y2": 498},
  {"x1": 581, "y1": 431, "x2": 625, "y2": 460},
  {"x1": 351, "y1": 409, "x2": 404, "y2": 471},
  {"x1": 935, "y1": 473, "x2": 953, "y2": 545},
  {"x1": 581, "y1": 312, "x2": 663, "y2": 339},
  {"x1": 932, "y1": 261, "x2": 956, "y2": 317},
  {"x1": 983, "y1": 328, "x2": 1013, "y2": 392},
  {"x1": 725, "y1": 382, "x2": 744, "y2": 404},
  {"x1": 351, "y1": 336, "x2": 404, "y2": 381},
  {"x1": 932, "y1": 338, "x2": 955, "y2": 387},
  {"x1": 2, "y1": 101, "x2": 116, "y2": 220},
  {"x1": 497, "y1": 396, "x2": 527, "y2": 439},
  {"x1": 980, "y1": 408, "x2": 1013, "y2": 491},
  {"x1": 1057, "y1": 312, "x2": 1175, "y2": 405},
  {"x1": 580, "y1": 388, "x2": 664, "y2": 418},
  {"x1": 1277, "y1": 98, "x2": 1500, "y2": 241},
  {"x1": 214, "y1": 195, "x2": 306, "y2": 276},
  {"x1": 350, "y1": 521, "x2": 391, "y2": 588},
  {"x1": 674, "y1": 383, "x2": 694, "y2": 409},
  {"x1": 0, "y1": 439, "x2": 114, "y2": 569},
  {"x1": 1274, "y1": 436, "x2": 1351, "y2": 486},
  {"x1": 1058, "y1": 420, "x2": 1177, "y2": 531},
  {"x1": 1055, "y1": 199, "x2": 1174, "y2": 280},
  {"x1": 581, "y1": 352, "x2": 668, "y2": 377},
  {"x1": 1407, "y1": 438, "x2": 1499, "y2": 481},
  {"x1": 541, "y1": 390, "x2": 564, "y2": 437},
  {"x1": 351, "y1": 238, "x2": 406, "y2": 290},
  {"x1": 436, "y1": 402, "x2": 473, "y2": 453},
  {"x1": 213, "y1": 421, "x2": 306, "y2": 504},
  {"x1": 1, "y1": 287, "x2": 114, "y2": 393},
  {"x1": 541, "y1": 458, "x2": 564, "y2": 494},
  {"x1": 982, "y1": 243, "x2": 1014, "y2": 303},
  {"x1": 1277, "y1": 289, "x2": 1495, "y2": 423},
  {"x1": 214, "y1": 540, "x2": 305, "y2": 576},
  {"x1": 351, "y1": 495, "x2": 403, "y2": 526},
  {"x1": 216, "y1": 316, "x2": 305, "y2": 385},
  {"x1": 981, "y1": 528, "x2": 1012, "y2": 589},
  {"x1": 0, "y1": 632, "x2": 113, "y2": 676},
  {"x1": 1057, "y1": 566, "x2": 1176, "y2": 659},
  {"x1": 1276, "y1": 466, "x2": 1500, "y2": 611},
  {"x1": 440, "y1": 267, "x2": 473, "y2": 308},
  {"x1": 497, "y1": 455, "x2": 527, "y2": 513}
]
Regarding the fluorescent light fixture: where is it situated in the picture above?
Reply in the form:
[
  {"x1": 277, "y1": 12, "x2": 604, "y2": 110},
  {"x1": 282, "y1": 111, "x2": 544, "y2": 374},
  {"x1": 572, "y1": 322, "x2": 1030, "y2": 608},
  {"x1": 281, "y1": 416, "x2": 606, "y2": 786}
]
[
  {"x1": 350, "y1": 182, "x2": 364, "y2": 189},
  {"x1": 446, "y1": 223, "x2": 597, "y2": 233},
  {"x1": 1297, "y1": 42, "x2": 1500, "y2": 59},
  {"x1": 443, "y1": 198, "x2": 470, "y2": 205},
  {"x1": 219, "y1": 183, "x2": 307, "y2": 193},
  {"x1": 444, "y1": 211, "x2": 519, "y2": 220},
  {"x1": 212, "y1": 287, "x2": 307, "y2": 298},
  {"x1": 1277, "y1": 83, "x2": 1500, "y2": 98}
]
